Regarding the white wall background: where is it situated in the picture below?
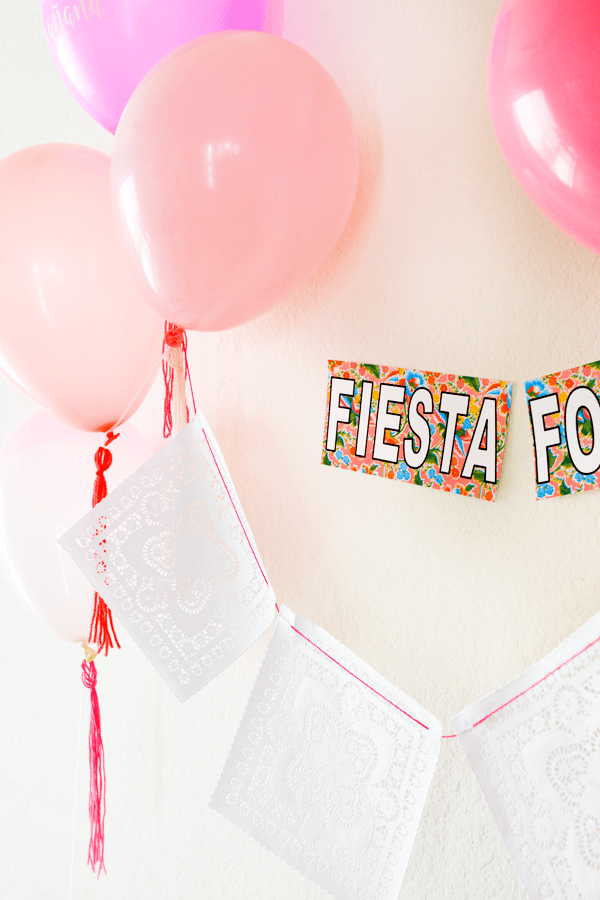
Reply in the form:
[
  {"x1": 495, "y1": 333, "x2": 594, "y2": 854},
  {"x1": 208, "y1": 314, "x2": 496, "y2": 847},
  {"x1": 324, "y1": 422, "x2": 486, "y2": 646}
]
[{"x1": 1, "y1": 2, "x2": 599, "y2": 898}]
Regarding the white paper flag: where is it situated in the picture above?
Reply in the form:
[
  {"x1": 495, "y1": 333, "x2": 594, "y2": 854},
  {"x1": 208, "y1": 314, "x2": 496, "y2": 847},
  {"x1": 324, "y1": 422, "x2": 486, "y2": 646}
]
[
  {"x1": 60, "y1": 415, "x2": 276, "y2": 701},
  {"x1": 453, "y1": 614, "x2": 600, "y2": 900},
  {"x1": 211, "y1": 606, "x2": 441, "y2": 900}
]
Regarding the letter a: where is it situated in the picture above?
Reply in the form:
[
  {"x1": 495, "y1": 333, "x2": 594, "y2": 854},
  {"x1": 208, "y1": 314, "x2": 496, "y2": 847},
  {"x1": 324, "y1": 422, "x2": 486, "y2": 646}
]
[{"x1": 461, "y1": 397, "x2": 497, "y2": 483}]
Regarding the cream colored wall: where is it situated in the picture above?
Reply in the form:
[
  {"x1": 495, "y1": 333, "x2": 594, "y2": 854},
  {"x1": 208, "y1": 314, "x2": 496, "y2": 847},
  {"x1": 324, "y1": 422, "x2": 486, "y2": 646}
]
[{"x1": 1, "y1": 2, "x2": 598, "y2": 898}]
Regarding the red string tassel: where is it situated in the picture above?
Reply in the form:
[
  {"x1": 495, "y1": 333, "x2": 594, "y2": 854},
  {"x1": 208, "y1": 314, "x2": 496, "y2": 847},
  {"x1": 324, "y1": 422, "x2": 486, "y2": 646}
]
[
  {"x1": 88, "y1": 432, "x2": 121, "y2": 655},
  {"x1": 81, "y1": 657, "x2": 106, "y2": 877},
  {"x1": 89, "y1": 591, "x2": 120, "y2": 655},
  {"x1": 162, "y1": 322, "x2": 196, "y2": 438}
]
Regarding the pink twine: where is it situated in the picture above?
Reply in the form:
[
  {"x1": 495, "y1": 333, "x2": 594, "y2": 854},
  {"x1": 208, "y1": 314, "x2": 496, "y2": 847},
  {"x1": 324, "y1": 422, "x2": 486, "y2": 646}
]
[
  {"x1": 289, "y1": 624, "x2": 430, "y2": 731},
  {"x1": 202, "y1": 428, "x2": 270, "y2": 588},
  {"x1": 470, "y1": 632, "x2": 600, "y2": 728},
  {"x1": 81, "y1": 659, "x2": 106, "y2": 877}
]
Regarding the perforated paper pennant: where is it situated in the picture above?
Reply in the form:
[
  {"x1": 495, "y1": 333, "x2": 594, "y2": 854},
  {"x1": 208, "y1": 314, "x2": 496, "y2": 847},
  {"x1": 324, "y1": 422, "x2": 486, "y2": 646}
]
[
  {"x1": 453, "y1": 614, "x2": 600, "y2": 900},
  {"x1": 211, "y1": 606, "x2": 441, "y2": 900},
  {"x1": 323, "y1": 360, "x2": 512, "y2": 501},
  {"x1": 526, "y1": 361, "x2": 600, "y2": 499},
  {"x1": 60, "y1": 415, "x2": 276, "y2": 701}
]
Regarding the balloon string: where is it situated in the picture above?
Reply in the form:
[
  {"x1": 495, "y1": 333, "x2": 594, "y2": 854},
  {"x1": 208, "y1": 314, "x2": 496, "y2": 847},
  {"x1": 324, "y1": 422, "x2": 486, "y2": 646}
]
[
  {"x1": 109, "y1": 359, "x2": 161, "y2": 434},
  {"x1": 81, "y1": 650, "x2": 107, "y2": 878},
  {"x1": 163, "y1": 322, "x2": 195, "y2": 437},
  {"x1": 68, "y1": 679, "x2": 85, "y2": 900},
  {"x1": 88, "y1": 432, "x2": 121, "y2": 655},
  {"x1": 185, "y1": 342, "x2": 197, "y2": 417}
]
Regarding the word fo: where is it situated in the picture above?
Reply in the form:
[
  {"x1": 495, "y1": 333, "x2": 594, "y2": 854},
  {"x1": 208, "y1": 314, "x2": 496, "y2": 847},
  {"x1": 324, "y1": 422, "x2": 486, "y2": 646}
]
[{"x1": 526, "y1": 360, "x2": 600, "y2": 499}]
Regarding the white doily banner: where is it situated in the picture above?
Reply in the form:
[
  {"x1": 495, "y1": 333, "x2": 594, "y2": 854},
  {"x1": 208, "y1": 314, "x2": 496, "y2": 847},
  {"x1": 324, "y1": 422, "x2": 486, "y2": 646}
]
[
  {"x1": 60, "y1": 415, "x2": 276, "y2": 701},
  {"x1": 452, "y1": 614, "x2": 600, "y2": 900},
  {"x1": 210, "y1": 606, "x2": 441, "y2": 900}
]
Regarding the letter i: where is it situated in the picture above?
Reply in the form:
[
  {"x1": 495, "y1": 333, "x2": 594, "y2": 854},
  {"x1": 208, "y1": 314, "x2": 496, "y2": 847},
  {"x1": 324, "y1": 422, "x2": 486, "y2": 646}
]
[{"x1": 355, "y1": 381, "x2": 373, "y2": 458}]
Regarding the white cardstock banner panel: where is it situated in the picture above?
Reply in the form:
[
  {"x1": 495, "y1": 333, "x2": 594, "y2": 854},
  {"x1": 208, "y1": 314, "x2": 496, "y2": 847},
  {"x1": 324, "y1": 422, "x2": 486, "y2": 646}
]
[
  {"x1": 60, "y1": 415, "x2": 276, "y2": 701},
  {"x1": 211, "y1": 606, "x2": 441, "y2": 900},
  {"x1": 452, "y1": 614, "x2": 600, "y2": 900}
]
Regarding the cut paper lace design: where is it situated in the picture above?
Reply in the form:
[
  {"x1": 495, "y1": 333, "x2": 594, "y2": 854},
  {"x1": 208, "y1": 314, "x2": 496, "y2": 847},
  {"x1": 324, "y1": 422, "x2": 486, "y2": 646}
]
[
  {"x1": 60, "y1": 415, "x2": 275, "y2": 701},
  {"x1": 211, "y1": 607, "x2": 441, "y2": 900},
  {"x1": 453, "y1": 614, "x2": 600, "y2": 900}
]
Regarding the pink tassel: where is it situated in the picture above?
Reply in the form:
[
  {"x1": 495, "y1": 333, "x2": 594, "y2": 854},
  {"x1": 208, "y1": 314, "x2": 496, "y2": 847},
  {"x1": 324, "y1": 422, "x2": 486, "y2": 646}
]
[{"x1": 81, "y1": 658, "x2": 107, "y2": 877}]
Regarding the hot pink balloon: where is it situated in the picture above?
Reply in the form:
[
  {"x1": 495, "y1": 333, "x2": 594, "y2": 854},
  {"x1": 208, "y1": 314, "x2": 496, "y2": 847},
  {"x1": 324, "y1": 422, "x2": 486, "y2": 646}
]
[
  {"x1": 41, "y1": 0, "x2": 276, "y2": 134},
  {"x1": 0, "y1": 144, "x2": 163, "y2": 433},
  {"x1": 111, "y1": 32, "x2": 359, "y2": 332},
  {"x1": 0, "y1": 411, "x2": 154, "y2": 642},
  {"x1": 488, "y1": 0, "x2": 600, "y2": 253}
]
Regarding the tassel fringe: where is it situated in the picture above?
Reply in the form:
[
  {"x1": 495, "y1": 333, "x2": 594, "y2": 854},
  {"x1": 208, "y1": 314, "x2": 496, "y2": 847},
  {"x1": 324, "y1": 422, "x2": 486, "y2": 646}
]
[{"x1": 81, "y1": 655, "x2": 106, "y2": 877}]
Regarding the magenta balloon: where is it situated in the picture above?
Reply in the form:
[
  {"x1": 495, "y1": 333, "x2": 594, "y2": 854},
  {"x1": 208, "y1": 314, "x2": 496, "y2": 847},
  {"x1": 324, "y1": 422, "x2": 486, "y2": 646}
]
[
  {"x1": 488, "y1": 0, "x2": 600, "y2": 253},
  {"x1": 111, "y1": 32, "x2": 359, "y2": 332},
  {"x1": 41, "y1": 0, "x2": 274, "y2": 133},
  {"x1": 0, "y1": 145, "x2": 163, "y2": 432}
]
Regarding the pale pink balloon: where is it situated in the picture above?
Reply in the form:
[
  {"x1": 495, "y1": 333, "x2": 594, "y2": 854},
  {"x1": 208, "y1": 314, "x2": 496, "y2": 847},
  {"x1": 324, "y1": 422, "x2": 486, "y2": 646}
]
[
  {"x1": 111, "y1": 32, "x2": 360, "y2": 331},
  {"x1": 41, "y1": 0, "x2": 278, "y2": 134},
  {"x1": 0, "y1": 411, "x2": 154, "y2": 642},
  {"x1": 488, "y1": 0, "x2": 600, "y2": 253},
  {"x1": 0, "y1": 145, "x2": 164, "y2": 432}
]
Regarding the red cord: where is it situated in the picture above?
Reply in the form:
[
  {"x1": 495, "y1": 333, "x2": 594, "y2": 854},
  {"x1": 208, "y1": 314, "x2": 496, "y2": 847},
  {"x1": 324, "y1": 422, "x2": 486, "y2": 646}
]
[
  {"x1": 88, "y1": 432, "x2": 121, "y2": 655},
  {"x1": 81, "y1": 659, "x2": 106, "y2": 877}
]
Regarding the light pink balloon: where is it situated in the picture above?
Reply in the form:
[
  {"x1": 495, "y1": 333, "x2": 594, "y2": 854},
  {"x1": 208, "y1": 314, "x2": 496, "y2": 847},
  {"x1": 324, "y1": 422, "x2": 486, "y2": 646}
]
[
  {"x1": 41, "y1": 0, "x2": 278, "y2": 134},
  {"x1": 488, "y1": 0, "x2": 600, "y2": 253},
  {"x1": 0, "y1": 145, "x2": 164, "y2": 432},
  {"x1": 111, "y1": 32, "x2": 360, "y2": 331},
  {"x1": 0, "y1": 411, "x2": 154, "y2": 642}
]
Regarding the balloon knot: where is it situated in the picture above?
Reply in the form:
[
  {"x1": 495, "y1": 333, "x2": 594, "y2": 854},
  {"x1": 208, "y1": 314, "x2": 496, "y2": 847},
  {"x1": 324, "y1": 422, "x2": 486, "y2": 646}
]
[
  {"x1": 104, "y1": 431, "x2": 120, "y2": 447},
  {"x1": 164, "y1": 326, "x2": 184, "y2": 348},
  {"x1": 82, "y1": 640, "x2": 98, "y2": 663}
]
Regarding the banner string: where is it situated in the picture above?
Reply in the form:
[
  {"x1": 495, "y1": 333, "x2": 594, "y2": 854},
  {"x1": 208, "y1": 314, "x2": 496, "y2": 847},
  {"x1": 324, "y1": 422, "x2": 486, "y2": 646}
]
[
  {"x1": 110, "y1": 359, "x2": 161, "y2": 434},
  {"x1": 266, "y1": 618, "x2": 600, "y2": 740},
  {"x1": 469, "y1": 632, "x2": 600, "y2": 728},
  {"x1": 202, "y1": 428, "x2": 270, "y2": 588},
  {"x1": 289, "y1": 622, "x2": 431, "y2": 730}
]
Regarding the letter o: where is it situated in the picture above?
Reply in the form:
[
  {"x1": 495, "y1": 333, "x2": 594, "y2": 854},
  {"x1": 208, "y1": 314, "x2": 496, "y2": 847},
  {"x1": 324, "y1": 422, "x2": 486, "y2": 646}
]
[{"x1": 565, "y1": 386, "x2": 600, "y2": 475}]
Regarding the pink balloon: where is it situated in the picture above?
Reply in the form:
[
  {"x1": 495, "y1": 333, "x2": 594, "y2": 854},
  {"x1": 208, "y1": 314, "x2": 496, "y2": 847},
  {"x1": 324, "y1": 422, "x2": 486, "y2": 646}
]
[
  {"x1": 488, "y1": 0, "x2": 600, "y2": 253},
  {"x1": 0, "y1": 411, "x2": 154, "y2": 642},
  {"x1": 0, "y1": 145, "x2": 163, "y2": 432},
  {"x1": 111, "y1": 32, "x2": 359, "y2": 331},
  {"x1": 41, "y1": 0, "x2": 277, "y2": 134}
]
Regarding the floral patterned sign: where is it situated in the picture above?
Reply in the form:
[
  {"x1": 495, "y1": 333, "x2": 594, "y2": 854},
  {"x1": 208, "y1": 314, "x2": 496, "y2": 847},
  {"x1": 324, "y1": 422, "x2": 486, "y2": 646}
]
[
  {"x1": 323, "y1": 361, "x2": 512, "y2": 501},
  {"x1": 211, "y1": 606, "x2": 441, "y2": 900},
  {"x1": 525, "y1": 361, "x2": 600, "y2": 499}
]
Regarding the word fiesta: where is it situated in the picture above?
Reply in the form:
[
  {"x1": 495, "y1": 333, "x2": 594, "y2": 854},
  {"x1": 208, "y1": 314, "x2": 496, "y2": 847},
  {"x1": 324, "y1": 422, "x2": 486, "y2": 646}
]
[{"x1": 323, "y1": 360, "x2": 512, "y2": 501}]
